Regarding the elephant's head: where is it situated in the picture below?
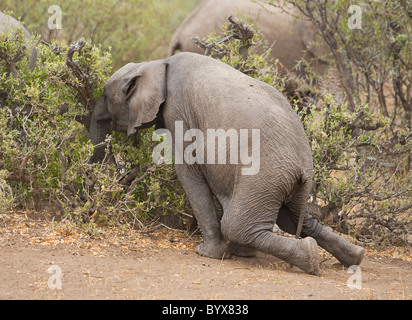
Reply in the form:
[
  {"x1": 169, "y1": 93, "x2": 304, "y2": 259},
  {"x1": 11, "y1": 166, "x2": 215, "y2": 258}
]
[{"x1": 90, "y1": 60, "x2": 168, "y2": 162}]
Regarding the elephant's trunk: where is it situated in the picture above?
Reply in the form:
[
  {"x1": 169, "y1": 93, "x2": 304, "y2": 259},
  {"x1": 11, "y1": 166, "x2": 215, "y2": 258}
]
[
  {"x1": 90, "y1": 95, "x2": 112, "y2": 163},
  {"x1": 28, "y1": 46, "x2": 38, "y2": 72}
]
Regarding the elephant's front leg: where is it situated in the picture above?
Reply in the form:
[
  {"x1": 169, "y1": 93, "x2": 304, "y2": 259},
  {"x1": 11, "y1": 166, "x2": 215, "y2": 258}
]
[{"x1": 175, "y1": 164, "x2": 231, "y2": 259}]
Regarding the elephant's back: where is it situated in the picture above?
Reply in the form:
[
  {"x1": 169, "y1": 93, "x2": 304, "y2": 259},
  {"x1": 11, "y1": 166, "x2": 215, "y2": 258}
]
[
  {"x1": 169, "y1": 0, "x2": 261, "y2": 53},
  {"x1": 168, "y1": 0, "x2": 307, "y2": 72},
  {"x1": 167, "y1": 52, "x2": 305, "y2": 134},
  {"x1": 0, "y1": 12, "x2": 32, "y2": 40}
]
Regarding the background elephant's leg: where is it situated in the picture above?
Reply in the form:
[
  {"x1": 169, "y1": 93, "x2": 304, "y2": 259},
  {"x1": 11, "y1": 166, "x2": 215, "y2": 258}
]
[
  {"x1": 277, "y1": 206, "x2": 364, "y2": 266},
  {"x1": 174, "y1": 164, "x2": 230, "y2": 259}
]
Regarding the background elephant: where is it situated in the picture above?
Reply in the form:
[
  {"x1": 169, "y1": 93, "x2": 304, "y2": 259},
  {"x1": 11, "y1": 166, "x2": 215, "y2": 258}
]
[
  {"x1": 168, "y1": 0, "x2": 328, "y2": 75},
  {"x1": 0, "y1": 11, "x2": 38, "y2": 71},
  {"x1": 90, "y1": 52, "x2": 364, "y2": 275}
]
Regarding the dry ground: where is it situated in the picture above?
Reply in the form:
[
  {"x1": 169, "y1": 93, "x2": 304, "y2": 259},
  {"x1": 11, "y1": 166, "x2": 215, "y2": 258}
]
[{"x1": 0, "y1": 211, "x2": 411, "y2": 300}]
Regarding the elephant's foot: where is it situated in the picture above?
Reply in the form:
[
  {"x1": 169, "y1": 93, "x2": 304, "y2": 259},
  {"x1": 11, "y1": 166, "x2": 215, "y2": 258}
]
[
  {"x1": 229, "y1": 243, "x2": 257, "y2": 257},
  {"x1": 243, "y1": 231, "x2": 321, "y2": 276},
  {"x1": 195, "y1": 240, "x2": 231, "y2": 259},
  {"x1": 291, "y1": 237, "x2": 321, "y2": 276},
  {"x1": 315, "y1": 228, "x2": 364, "y2": 267}
]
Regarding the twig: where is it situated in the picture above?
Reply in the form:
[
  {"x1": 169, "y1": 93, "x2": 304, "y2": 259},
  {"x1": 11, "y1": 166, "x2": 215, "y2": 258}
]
[
  {"x1": 125, "y1": 165, "x2": 157, "y2": 194},
  {"x1": 192, "y1": 37, "x2": 228, "y2": 58},
  {"x1": 192, "y1": 15, "x2": 256, "y2": 61}
]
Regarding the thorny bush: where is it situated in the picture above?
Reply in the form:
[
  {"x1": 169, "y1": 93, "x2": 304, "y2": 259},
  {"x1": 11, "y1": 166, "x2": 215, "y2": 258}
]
[{"x1": 0, "y1": 30, "x2": 190, "y2": 230}]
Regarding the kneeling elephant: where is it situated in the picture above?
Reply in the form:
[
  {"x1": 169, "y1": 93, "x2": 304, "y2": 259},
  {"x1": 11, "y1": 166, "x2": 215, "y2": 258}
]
[{"x1": 90, "y1": 52, "x2": 364, "y2": 275}]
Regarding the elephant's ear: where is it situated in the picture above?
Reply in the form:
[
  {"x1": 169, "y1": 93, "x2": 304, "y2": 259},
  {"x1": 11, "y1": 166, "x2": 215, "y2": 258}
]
[{"x1": 124, "y1": 61, "x2": 168, "y2": 135}]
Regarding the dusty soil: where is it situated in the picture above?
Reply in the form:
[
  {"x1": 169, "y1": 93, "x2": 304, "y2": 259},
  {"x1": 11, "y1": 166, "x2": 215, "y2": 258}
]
[{"x1": 0, "y1": 211, "x2": 411, "y2": 300}]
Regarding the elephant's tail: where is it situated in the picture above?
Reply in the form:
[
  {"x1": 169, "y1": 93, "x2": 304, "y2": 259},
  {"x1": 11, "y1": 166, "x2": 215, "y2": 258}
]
[
  {"x1": 295, "y1": 208, "x2": 305, "y2": 240},
  {"x1": 294, "y1": 170, "x2": 312, "y2": 240}
]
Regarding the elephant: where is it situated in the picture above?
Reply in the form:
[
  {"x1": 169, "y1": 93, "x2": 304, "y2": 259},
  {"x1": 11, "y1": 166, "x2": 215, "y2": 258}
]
[
  {"x1": 90, "y1": 52, "x2": 364, "y2": 275},
  {"x1": 169, "y1": 0, "x2": 328, "y2": 75},
  {"x1": 0, "y1": 11, "x2": 38, "y2": 71}
]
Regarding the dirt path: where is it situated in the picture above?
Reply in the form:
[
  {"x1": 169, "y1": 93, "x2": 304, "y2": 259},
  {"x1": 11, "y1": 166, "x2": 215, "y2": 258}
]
[{"x1": 0, "y1": 212, "x2": 411, "y2": 300}]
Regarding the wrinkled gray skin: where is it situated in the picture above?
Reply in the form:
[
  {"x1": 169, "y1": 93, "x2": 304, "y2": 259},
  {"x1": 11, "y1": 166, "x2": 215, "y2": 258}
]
[
  {"x1": 0, "y1": 11, "x2": 38, "y2": 71},
  {"x1": 169, "y1": 0, "x2": 328, "y2": 75},
  {"x1": 91, "y1": 52, "x2": 364, "y2": 275}
]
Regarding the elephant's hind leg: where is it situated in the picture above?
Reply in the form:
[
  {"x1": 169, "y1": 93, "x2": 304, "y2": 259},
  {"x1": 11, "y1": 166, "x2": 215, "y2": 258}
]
[
  {"x1": 220, "y1": 202, "x2": 321, "y2": 275},
  {"x1": 175, "y1": 164, "x2": 230, "y2": 259}
]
